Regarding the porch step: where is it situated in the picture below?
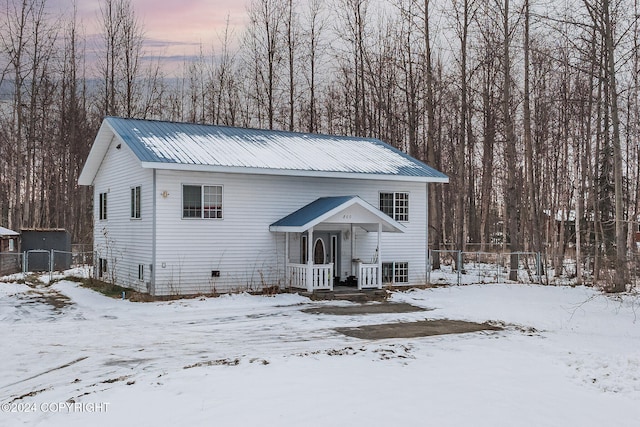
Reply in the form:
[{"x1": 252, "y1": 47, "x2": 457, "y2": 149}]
[{"x1": 300, "y1": 289, "x2": 389, "y2": 303}]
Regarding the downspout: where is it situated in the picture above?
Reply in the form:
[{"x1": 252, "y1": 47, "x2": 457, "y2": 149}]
[{"x1": 151, "y1": 169, "x2": 157, "y2": 296}]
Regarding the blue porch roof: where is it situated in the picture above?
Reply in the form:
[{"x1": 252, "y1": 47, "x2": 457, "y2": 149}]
[{"x1": 269, "y1": 196, "x2": 404, "y2": 233}]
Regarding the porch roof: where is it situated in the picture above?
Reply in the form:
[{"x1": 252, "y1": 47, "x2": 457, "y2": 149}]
[{"x1": 269, "y1": 196, "x2": 405, "y2": 233}]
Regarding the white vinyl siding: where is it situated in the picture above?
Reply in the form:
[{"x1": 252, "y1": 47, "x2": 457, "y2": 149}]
[
  {"x1": 93, "y1": 140, "x2": 153, "y2": 292},
  {"x1": 153, "y1": 171, "x2": 427, "y2": 295}
]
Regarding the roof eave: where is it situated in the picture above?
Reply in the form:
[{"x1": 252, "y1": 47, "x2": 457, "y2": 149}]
[
  {"x1": 269, "y1": 196, "x2": 405, "y2": 233},
  {"x1": 78, "y1": 120, "x2": 122, "y2": 186},
  {"x1": 141, "y1": 162, "x2": 449, "y2": 183}
]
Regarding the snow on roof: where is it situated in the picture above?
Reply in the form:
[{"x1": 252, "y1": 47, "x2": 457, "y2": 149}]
[
  {"x1": 79, "y1": 117, "x2": 449, "y2": 185},
  {"x1": 0, "y1": 227, "x2": 19, "y2": 238}
]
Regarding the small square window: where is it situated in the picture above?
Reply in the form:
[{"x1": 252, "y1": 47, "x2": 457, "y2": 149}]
[{"x1": 382, "y1": 262, "x2": 408, "y2": 284}]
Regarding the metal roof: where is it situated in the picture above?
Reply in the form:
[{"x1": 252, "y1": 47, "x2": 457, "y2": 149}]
[
  {"x1": 269, "y1": 196, "x2": 404, "y2": 233},
  {"x1": 0, "y1": 227, "x2": 19, "y2": 238},
  {"x1": 79, "y1": 117, "x2": 449, "y2": 185}
]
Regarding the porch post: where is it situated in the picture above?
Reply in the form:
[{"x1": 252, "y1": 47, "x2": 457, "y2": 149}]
[
  {"x1": 284, "y1": 232, "x2": 289, "y2": 287},
  {"x1": 350, "y1": 224, "x2": 355, "y2": 276},
  {"x1": 307, "y1": 227, "x2": 314, "y2": 292},
  {"x1": 377, "y1": 222, "x2": 382, "y2": 289}
]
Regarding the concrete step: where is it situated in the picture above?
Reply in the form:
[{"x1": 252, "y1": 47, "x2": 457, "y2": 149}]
[{"x1": 301, "y1": 289, "x2": 389, "y2": 303}]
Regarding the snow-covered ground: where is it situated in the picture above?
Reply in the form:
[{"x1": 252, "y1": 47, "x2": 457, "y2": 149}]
[{"x1": 1, "y1": 274, "x2": 639, "y2": 427}]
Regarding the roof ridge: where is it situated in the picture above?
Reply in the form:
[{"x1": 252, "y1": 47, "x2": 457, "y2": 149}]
[{"x1": 105, "y1": 116, "x2": 382, "y2": 143}]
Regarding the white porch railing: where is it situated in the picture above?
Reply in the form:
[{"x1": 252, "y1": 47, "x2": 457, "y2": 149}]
[
  {"x1": 358, "y1": 262, "x2": 380, "y2": 289},
  {"x1": 288, "y1": 263, "x2": 334, "y2": 291}
]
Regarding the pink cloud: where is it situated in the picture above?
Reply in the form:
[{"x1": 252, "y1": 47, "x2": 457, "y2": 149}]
[
  {"x1": 51, "y1": 0, "x2": 248, "y2": 49},
  {"x1": 134, "y1": 0, "x2": 248, "y2": 47}
]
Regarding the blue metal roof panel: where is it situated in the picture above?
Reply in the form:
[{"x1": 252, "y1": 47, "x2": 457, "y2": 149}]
[
  {"x1": 270, "y1": 196, "x2": 355, "y2": 228},
  {"x1": 104, "y1": 117, "x2": 448, "y2": 180}
]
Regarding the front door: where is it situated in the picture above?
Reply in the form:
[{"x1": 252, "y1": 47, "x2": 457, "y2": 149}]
[
  {"x1": 313, "y1": 232, "x2": 340, "y2": 279},
  {"x1": 302, "y1": 232, "x2": 341, "y2": 277},
  {"x1": 314, "y1": 238, "x2": 326, "y2": 264}
]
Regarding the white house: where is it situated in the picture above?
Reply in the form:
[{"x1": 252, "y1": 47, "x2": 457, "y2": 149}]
[{"x1": 78, "y1": 117, "x2": 448, "y2": 296}]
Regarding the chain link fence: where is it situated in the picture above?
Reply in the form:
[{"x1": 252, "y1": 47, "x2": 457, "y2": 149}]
[
  {"x1": 427, "y1": 250, "x2": 543, "y2": 285},
  {"x1": 427, "y1": 249, "x2": 640, "y2": 289},
  {"x1": 0, "y1": 249, "x2": 94, "y2": 280}
]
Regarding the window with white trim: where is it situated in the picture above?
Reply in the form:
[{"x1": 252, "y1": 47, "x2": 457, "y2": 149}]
[
  {"x1": 99, "y1": 258, "x2": 107, "y2": 278},
  {"x1": 99, "y1": 192, "x2": 107, "y2": 220},
  {"x1": 182, "y1": 185, "x2": 223, "y2": 219},
  {"x1": 379, "y1": 192, "x2": 409, "y2": 221},
  {"x1": 301, "y1": 235, "x2": 308, "y2": 263},
  {"x1": 382, "y1": 262, "x2": 409, "y2": 284},
  {"x1": 131, "y1": 186, "x2": 141, "y2": 219}
]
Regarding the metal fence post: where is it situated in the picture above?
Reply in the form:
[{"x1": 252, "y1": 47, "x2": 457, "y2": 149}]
[
  {"x1": 50, "y1": 249, "x2": 54, "y2": 283},
  {"x1": 457, "y1": 250, "x2": 462, "y2": 285},
  {"x1": 23, "y1": 251, "x2": 27, "y2": 273},
  {"x1": 536, "y1": 252, "x2": 541, "y2": 284}
]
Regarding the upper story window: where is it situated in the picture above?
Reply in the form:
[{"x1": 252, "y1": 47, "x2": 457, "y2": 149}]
[
  {"x1": 99, "y1": 192, "x2": 108, "y2": 220},
  {"x1": 379, "y1": 192, "x2": 409, "y2": 222},
  {"x1": 183, "y1": 185, "x2": 223, "y2": 219},
  {"x1": 131, "y1": 186, "x2": 141, "y2": 219}
]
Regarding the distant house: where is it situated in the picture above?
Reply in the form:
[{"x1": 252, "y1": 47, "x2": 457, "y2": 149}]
[
  {"x1": 78, "y1": 117, "x2": 448, "y2": 296},
  {"x1": 0, "y1": 226, "x2": 20, "y2": 275}
]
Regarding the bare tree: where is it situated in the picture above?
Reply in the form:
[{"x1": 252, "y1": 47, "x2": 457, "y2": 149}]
[{"x1": 97, "y1": 0, "x2": 144, "y2": 117}]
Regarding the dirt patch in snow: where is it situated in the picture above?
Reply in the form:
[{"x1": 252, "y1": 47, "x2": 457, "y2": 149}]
[
  {"x1": 302, "y1": 302, "x2": 429, "y2": 316},
  {"x1": 336, "y1": 319, "x2": 502, "y2": 340},
  {"x1": 15, "y1": 289, "x2": 72, "y2": 312}
]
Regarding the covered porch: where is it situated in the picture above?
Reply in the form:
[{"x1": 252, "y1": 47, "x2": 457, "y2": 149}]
[{"x1": 270, "y1": 196, "x2": 404, "y2": 292}]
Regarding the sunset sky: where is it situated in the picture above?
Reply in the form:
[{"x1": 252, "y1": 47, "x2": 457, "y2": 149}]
[{"x1": 52, "y1": 0, "x2": 251, "y2": 68}]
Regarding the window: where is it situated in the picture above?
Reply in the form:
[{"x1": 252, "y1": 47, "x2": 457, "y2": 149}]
[
  {"x1": 138, "y1": 264, "x2": 144, "y2": 281},
  {"x1": 131, "y1": 186, "x2": 141, "y2": 219},
  {"x1": 99, "y1": 192, "x2": 107, "y2": 220},
  {"x1": 203, "y1": 185, "x2": 223, "y2": 219},
  {"x1": 379, "y1": 192, "x2": 409, "y2": 221},
  {"x1": 301, "y1": 235, "x2": 308, "y2": 263},
  {"x1": 183, "y1": 185, "x2": 223, "y2": 219},
  {"x1": 8, "y1": 239, "x2": 14, "y2": 252},
  {"x1": 99, "y1": 258, "x2": 107, "y2": 278},
  {"x1": 382, "y1": 262, "x2": 409, "y2": 284}
]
